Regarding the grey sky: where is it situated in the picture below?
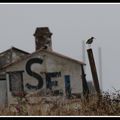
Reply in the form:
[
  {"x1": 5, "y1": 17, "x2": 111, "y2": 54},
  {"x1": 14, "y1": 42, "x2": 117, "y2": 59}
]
[{"x1": 0, "y1": 3, "x2": 120, "y2": 92}]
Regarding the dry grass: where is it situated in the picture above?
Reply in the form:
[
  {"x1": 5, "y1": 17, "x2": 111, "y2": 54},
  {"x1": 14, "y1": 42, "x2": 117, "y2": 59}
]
[{"x1": 0, "y1": 91, "x2": 120, "y2": 116}]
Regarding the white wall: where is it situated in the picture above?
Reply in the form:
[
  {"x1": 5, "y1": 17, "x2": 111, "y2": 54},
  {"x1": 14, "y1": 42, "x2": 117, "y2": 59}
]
[{"x1": 5, "y1": 51, "x2": 83, "y2": 104}]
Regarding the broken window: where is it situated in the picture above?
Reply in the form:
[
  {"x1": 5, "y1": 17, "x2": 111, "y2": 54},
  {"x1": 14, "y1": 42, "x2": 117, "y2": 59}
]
[{"x1": 9, "y1": 71, "x2": 24, "y2": 96}]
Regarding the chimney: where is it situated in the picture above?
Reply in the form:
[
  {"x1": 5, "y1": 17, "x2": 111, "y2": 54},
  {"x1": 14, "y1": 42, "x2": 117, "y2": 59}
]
[{"x1": 33, "y1": 27, "x2": 53, "y2": 51}]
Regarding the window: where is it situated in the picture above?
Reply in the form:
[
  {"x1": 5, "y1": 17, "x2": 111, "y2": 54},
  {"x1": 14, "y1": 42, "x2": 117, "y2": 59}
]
[{"x1": 9, "y1": 71, "x2": 24, "y2": 96}]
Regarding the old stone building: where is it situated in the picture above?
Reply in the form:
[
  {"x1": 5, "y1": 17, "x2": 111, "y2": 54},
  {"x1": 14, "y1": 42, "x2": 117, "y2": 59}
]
[
  {"x1": 0, "y1": 27, "x2": 88, "y2": 106},
  {"x1": 0, "y1": 47, "x2": 30, "y2": 106}
]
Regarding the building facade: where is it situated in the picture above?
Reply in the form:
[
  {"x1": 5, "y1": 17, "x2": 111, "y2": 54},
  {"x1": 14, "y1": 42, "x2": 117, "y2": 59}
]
[{"x1": 0, "y1": 27, "x2": 87, "y2": 106}]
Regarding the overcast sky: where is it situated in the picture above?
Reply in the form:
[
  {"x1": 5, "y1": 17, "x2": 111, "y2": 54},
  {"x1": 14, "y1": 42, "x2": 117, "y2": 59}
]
[{"x1": 0, "y1": 3, "x2": 120, "y2": 92}]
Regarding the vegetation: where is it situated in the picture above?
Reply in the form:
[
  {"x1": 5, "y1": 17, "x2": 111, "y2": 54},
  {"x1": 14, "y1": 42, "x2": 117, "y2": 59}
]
[{"x1": 0, "y1": 90, "x2": 120, "y2": 116}]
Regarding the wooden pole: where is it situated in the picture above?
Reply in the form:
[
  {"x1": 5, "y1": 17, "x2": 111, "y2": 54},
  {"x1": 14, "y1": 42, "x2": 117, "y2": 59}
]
[{"x1": 87, "y1": 48, "x2": 100, "y2": 94}]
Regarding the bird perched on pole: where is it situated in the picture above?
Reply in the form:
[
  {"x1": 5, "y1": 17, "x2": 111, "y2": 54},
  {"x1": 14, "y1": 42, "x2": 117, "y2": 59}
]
[
  {"x1": 86, "y1": 37, "x2": 95, "y2": 44},
  {"x1": 86, "y1": 37, "x2": 95, "y2": 48}
]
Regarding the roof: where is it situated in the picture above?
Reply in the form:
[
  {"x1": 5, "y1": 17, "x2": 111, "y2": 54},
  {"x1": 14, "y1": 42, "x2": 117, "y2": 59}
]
[
  {"x1": 44, "y1": 50, "x2": 85, "y2": 65},
  {"x1": 0, "y1": 46, "x2": 30, "y2": 70},
  {"x1": 0, "y1": 46, "x2": 30, "y2": 56},
  {"x1": 0, "y1": 48, "x2": 85, "y2": 70}
]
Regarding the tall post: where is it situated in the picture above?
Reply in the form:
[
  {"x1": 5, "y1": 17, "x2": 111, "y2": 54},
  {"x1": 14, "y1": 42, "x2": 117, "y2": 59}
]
[{"x1": 87, "y1": 48, "x2": 100, "y2": 94}]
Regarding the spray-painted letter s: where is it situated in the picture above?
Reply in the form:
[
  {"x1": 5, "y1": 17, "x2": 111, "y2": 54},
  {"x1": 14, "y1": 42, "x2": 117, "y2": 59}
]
[{"x1": 25, "y1": 58, "x2": 43, "y2": 90}]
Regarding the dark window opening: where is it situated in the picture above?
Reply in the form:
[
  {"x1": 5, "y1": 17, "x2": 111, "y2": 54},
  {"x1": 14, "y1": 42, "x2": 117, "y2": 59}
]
[
  {"x1": 64, "y1": 75, "x2": 72, "y2": 98},
  {"x1": 9, "y1": 71, "x2": 24, "y2": 96}
]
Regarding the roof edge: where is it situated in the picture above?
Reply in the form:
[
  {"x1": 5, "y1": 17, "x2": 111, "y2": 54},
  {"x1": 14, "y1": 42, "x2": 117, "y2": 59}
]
[
  {"x1": 0, "y1": 46, "x2": 30, "y2": 56},
  {"x1": 0, "y1": 49, "x2": 86, "y2": 70}
]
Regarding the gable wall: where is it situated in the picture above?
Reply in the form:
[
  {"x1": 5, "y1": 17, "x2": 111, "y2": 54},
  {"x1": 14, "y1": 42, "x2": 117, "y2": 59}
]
[{"x1": 4, "y1": 51, "x2": 83, "y2": 105}]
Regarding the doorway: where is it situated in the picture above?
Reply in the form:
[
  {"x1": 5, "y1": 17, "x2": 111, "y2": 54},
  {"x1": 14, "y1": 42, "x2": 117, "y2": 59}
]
[{"x1": 64, "y1": 75, "x2": 71, "y2": 98}]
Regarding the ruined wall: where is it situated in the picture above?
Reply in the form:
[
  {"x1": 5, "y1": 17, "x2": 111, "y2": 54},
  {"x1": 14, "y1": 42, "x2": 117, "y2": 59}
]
[
  {"x1": 0, "y1": 48, "x2": 29, "y2": 69},
  {"x1": 41, "y1": 51, "x2": 83, "y2": 95},
  {"x1": 4, "y1": 51, "x2": 83, "y2": 105},
  {"x1": 0, "y1": 48, "x2": 30, "y2": 106}
]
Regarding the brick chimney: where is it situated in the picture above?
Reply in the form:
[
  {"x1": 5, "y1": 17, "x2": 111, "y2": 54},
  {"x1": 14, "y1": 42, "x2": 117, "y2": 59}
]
[{"x1": 34, "y1": 27, "x2": 53, "y2": 51}]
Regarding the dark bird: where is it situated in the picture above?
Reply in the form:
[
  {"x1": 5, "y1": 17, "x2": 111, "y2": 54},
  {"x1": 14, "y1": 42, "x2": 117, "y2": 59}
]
[{"x1": 86, "y1": 37, "x2": 95, "y2": 44}]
